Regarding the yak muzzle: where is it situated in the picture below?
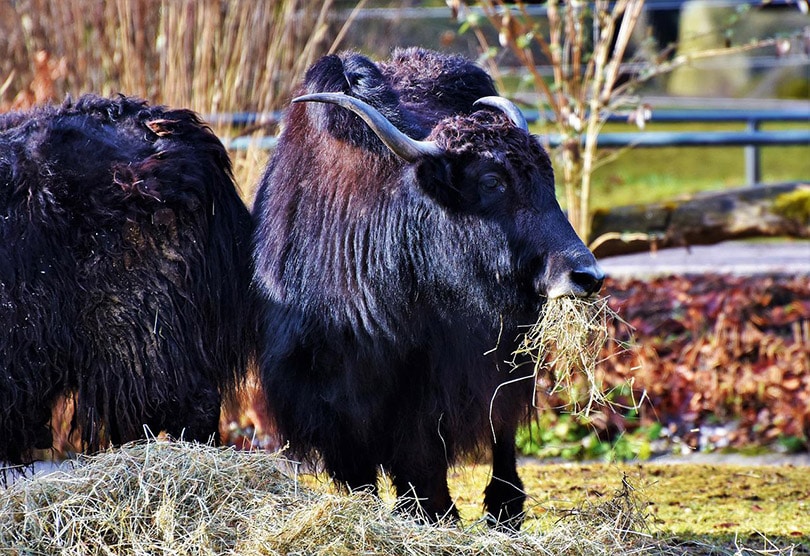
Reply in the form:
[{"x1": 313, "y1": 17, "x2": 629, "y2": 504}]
[
  {"x1": 541, "y1": 255, "x2": 606, "y2": 300},
  {"x1": 567, "y1": 264, "x2": 606, "y2": 297}
]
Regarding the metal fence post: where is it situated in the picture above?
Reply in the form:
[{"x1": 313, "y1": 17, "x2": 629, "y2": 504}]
[{"x1": 745, "y1": 118, "x2": 761, "y2": 186}]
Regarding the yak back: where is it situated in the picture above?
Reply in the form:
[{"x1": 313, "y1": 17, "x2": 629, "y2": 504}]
[{"x1": 0, "y1": 94, "x2": 255, "y2": 460}]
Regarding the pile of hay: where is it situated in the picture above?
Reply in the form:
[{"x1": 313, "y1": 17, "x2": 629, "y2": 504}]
[{"x1": 0, "y1": 441, "x2": 664, "y2": 555}]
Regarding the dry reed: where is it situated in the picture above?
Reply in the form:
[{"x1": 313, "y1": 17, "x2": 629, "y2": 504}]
[
  {"x1": 0, "y1": 0, "x2": 332, "y2": 113},
  {"x1": 0, "y1": 0, "x2": 340, "y2": 204}
]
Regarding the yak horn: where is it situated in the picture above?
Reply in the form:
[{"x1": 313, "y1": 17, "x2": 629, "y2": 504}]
[
  {"x1": 293, "y1": 92, "x2": 443, "y2": 163},
  {"x1": 474, "y1": 96, "x2": 529, "y2": 132}
]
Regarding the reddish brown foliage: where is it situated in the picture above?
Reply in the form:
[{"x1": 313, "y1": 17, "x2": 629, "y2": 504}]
[
  {"x1": 600, "y1": 273, "x2": 810, "y2": 450},
  {"x1": 2, "y1": 50, "x2": 65, "y2": 111}
]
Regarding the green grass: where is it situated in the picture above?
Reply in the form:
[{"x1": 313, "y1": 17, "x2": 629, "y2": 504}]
[
  {"x1": 541, "y1": 121, "x2": 810, "y2": 210},
  {"x1": 449, "y1": 460, "x2": 810, "y2": 552}
]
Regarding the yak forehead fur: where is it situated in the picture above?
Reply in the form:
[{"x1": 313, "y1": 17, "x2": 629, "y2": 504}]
[{"x1": 432, "y1": 110, "x2": 554, "y2": 181}]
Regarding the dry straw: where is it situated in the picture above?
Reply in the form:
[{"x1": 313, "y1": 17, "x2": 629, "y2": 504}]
[
  {"x1": 0, "y1": 0, "x2": 332, "y2": 114},
  {"x1": 513, "y1": 296, "x2": 631, "y2": 416},
  {"x1": 0, "y1": 441, "x2": 666, "y2": 555}
]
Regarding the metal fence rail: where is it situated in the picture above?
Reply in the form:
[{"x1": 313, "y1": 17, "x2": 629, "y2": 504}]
[
  {"x1": 218, "y1": 107, "x2": 810, "y2": 186},
  {"x1": 334, "y1": 0, "x2": 801, "y2": 20}
]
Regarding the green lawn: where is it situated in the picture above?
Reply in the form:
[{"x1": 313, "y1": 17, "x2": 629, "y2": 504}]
[
  {"x1": 541, "y1": 121, "x2": 810, "y2": 210},
  {"x1": 448, "y1": 460, "x2": 810, "y2": 554}
]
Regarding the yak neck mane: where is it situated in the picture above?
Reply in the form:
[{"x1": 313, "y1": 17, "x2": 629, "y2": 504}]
[
  {"x1": 256, "y1": 107, "x2": 414, "y2": 339},
  {"x1": 280, "y1": 102, "x2": 405, "y2": 208}
]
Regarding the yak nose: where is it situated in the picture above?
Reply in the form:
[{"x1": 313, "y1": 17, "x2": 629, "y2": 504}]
[
  {"x1": 570, "y1": 265, "x2": 605, "y2": 296},
  {"x1": 545, "y1": 261, "x2": 606, "y2": 299}
]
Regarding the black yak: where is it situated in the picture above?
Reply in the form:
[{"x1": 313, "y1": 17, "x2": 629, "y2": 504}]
[
  {"x1": 0, "y1": 95, "x2": 255, "y2": 464},
  {"x1": 252, "y1": 48, "x2": 604, "y2": 529}
]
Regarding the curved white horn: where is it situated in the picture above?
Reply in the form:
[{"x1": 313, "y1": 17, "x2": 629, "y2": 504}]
[
  {"x1": 293, "y1": 92, "x2": 443, "y2": 163},
  {"x1": 473, "y1": 96, "x2": 529, "y2": 132}
]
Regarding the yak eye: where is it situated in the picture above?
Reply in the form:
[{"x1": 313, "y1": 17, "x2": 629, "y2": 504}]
[{"x1": 480, "y1": 173, "x2": 506, "y2": 194}]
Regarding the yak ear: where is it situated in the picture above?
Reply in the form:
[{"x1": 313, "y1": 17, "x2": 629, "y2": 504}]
[{"x1": 413, "y1": 156, "x2": 462, "y2": 209}]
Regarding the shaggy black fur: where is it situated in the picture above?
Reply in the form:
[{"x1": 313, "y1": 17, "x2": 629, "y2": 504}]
[
  {"x1": 252, "y1": 48, "x2": 600, "y2": 529},
  {"x1": 0, "y1": 95, "x2": 255, "y2": 464}
]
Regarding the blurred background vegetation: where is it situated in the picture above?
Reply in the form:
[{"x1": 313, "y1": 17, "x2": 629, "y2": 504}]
[
  {"x1": 1, "y1": 0, "x2": 341, "y2": 198},
  {"x1": 1, "y1": 0, "x2": 807, "y2": 209}
]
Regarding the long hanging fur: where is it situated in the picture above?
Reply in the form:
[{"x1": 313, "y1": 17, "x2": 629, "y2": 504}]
[{"x1": 0, "y1": 94, "x2": 256, "y2": 463}]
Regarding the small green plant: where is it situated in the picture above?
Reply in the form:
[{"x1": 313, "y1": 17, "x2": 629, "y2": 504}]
[
  {"x1": 777, "y1": 434, "x2": 806, "y2": 454},
  {"x1": 516, "y1": 407, "x2": 663, "y2": 462},
  {"x1": 773, "y1": 187, "x2": 810, "y2": 224}
]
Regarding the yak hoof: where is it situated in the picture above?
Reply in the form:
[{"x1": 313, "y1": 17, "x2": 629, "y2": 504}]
[{"x1": 483, "y1": 481, "x2": 526, "y2": 531}]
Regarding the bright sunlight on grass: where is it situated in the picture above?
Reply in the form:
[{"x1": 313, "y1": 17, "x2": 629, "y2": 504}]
[{"x1": 570, "y1": 121, "x2": 810, "y2": 210}]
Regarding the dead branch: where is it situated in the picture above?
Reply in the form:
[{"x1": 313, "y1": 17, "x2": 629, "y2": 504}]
[{"x1": 589, "y1": 182, "x2": 810, "y2": 257}]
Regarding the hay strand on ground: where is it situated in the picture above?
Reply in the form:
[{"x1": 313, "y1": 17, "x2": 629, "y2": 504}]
[{"x1": 0, "y1": 441, "x2": 663, "y2": 555}]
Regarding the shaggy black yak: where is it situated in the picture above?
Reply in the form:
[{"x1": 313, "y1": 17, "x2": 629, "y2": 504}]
[
  {"x1": 0, "y1": 95, "x2": 255, "y2": 463},
  {"x1": 252, "y1": 48, "x2": 603, "y2": 529}
]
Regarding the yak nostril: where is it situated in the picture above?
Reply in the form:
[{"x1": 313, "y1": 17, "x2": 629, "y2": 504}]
[{"x1": 570, "y1": 266, "x2": 605, "y2": 296}]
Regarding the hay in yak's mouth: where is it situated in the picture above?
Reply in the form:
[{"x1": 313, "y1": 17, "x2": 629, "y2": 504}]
[
  {"x1": 513, "y1": 296, "x2": 628, "y2": 416},
  {"x1": 0, "y1": 441, "x2": 658, "y2": 555}
]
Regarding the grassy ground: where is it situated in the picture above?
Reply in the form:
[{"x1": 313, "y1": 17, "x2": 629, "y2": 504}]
[
  {"x1": 448, "y1": 460, "x2": 809, "y2": 553},
  {"x1": 294, "y1": 455, "x2": 810, "y2": 554},
  {"x1": 551, "y1": 121, "x2": 810, "y2": 211}
]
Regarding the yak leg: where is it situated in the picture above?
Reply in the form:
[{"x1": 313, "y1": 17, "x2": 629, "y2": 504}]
[
  {"x1": 181, "y1": 382, "x2": 222, "y2": 444},
  {"x1": 390, "y1": 451, "x2": 459, "y2": 525},
  {"x1": 483, "y1": 424, "x2": 526, "y2": 530},
  {"x1": 1, "y1": 392, "x2": 53, "y2": 464},
  {"x1": 323, "y1": 440, "x2": 379, "y2": 496},
  {"x1": 162, "y1": 384, "x2": 222, "y2": 445},
  {"x1": 332, "y1": 466, "x2": 379, "y2": 496}
]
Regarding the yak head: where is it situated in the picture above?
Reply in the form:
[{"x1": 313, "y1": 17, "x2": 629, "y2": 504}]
[{"x1": 293, "y1": 92, "x2": 604, "y2": 308}]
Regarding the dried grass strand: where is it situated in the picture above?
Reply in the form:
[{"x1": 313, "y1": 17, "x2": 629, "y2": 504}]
[{"x1": 513, "y1": 296, "x2": 632, "y2": 416}]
